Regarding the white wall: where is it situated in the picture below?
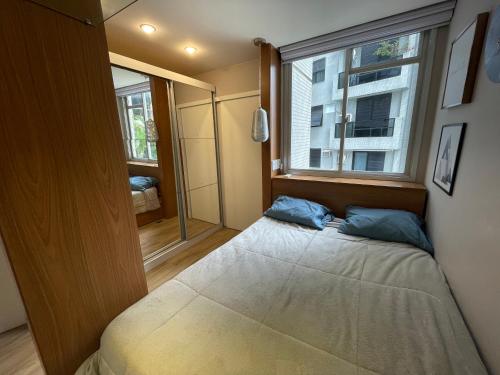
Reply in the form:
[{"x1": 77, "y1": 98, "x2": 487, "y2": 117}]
[
  {"x1": 196, "y1": 60, "x2": 259, "y2": 97},
  {"x1": 424, "y1": 0, "x2": 500, "y2": 373},
  {"x1": 218, "y1": 96, "x2": 263, "y2": 230},
  {"x1": 0, "y1": 235, "x2": 26, "y2": 333}
]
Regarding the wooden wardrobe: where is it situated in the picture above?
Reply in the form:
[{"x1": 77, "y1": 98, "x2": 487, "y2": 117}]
[{"x1": 0, "y1": 0, "x2": 148, "y2": 374}]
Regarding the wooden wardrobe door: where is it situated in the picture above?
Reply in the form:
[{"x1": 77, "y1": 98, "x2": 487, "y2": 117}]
[
  {"x1": 260, "y1": 43, "x2": 281, "y2": 211},
  {"x1": 0, "y1": 1, "x2": 148, "y2": 374},
  {"x1": 150, "y1": 76, "x2": 178, "y2": 220}
]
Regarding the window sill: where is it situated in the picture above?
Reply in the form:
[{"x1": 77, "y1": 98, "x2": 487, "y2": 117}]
[
  {"x1": 272, "y1": 174, "x2": 426, "y2": 191},
  {"x1": 126, "y1": 160, "x2": 159, "y2": 168}
]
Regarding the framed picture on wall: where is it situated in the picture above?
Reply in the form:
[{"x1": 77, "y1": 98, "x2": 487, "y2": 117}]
[
  {"x1": 442, "y1": 12, "x2": 489, "y2": 108},
  {"x1": 432, "y1": 123, "x2": 466, "y2": 196}
]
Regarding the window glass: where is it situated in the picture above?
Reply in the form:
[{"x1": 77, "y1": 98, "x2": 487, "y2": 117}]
[
  {"x1": 288, "y1": 32, "x2": 423, "y2": 176},
  {"x1": 352, "y1": 151, "x2": 386, "y2": 171},
  {"x1": 312, "y1": 58, "x2": 325, "y2": 83},
  {"x1": 311, "y1": 105, "x2": 323, "y2": 127},
  {"x1": 148, "y1": 141, "x2": 157, "y2": 160},
  {"x1": 132, "y1": 139, "x2": 147, "y2": 159},
  {"x1": 351, "y1": 33, "x2": 420, "y2": 69},
  {"x1": 338, "y1": 66, "x2": 402, "y2": 89},
  {"x1": 128, "y1": 108, "x2": 145, "y2": 140},
  {"x1": 290, "y1": 50, "x2": 345, "y2": 171},
  {"x1": 309, "y1": 148, "x2": 322, "y2": 168},
  {"x1": 342, "y1": 62, "x2": 419, "y2": 173},
  {"x1": 144, "y1": 92, "x2": 153, "y2": 120},
  {"x1": 127, "y1": 93, "x2": 143, "y2": 106},
  {"x1": 121, "y1": 89, "x2": 158, "y2": 162}
]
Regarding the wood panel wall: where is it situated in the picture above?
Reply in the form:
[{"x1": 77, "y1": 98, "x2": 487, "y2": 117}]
[
  {"x1": 150, "y1": 77, "x2": 178, "y2": 219},
  {"x1": 127, "y1": 162, "x2": 163, "y2": 180},
  {"x1": 126, "y1": 76, "x2": 178, "y2": 227},
  {"x1": 0, "y1": 1, "x2": 148, "y2": 374},
  {"x1": 260, "y1": 44, "x2": 282, "y2": 211},
  {"x1": 272, "y1": 175, "x2": 427, "y2": 218}
]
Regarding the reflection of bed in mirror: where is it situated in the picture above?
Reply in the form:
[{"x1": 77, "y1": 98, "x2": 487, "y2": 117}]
[
  {"x1": 128, "y1": 174, "x2": 163, "y2": 226},
  {"x1": 132, "y1": 187, "x2": 160, "y2": 215}
]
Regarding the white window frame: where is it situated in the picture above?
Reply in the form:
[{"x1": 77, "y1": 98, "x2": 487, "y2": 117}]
[
  {"x1": 282, "y1": 29, "x2": 437, "y2": 181},
  {"x1": 116, "y1": 82, "x2": 158, "y2": 164}
]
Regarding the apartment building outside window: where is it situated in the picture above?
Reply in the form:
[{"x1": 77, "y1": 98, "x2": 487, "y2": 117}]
[
  {"x1": 312, "y1": 58, "x2": 325, "y2": 83},
  {"x1": 309, "y1": 148, "x2": 322, "y2": 168},
  {"x1": 285, "y1": 32, "x2": 426, "y2": 178},
  {"x1": 352, "y1": 151, "x2": 386, "y2": 171},
  {"x1": 311, "y1": 105, "x2": 323, "y2": 127}
]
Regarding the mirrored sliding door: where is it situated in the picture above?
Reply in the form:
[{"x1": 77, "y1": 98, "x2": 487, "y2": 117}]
[
  {"x1": 109, "y1": 53, "x2": 223, "y2": 265},
  {"x1": 111, "y1": 66, "x2": 182, "y2": 260}
]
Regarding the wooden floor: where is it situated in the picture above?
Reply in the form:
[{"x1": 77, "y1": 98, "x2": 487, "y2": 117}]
[
  {"x1": 0, "y1": 325, "x2": 43, "y2": 375},
  {"x1": 0, "y1": 227, "x2": 239, "y2": 374},
  {"x1": 146, "y1": 227, "x2": 240, "y2": 291},
  {"x1": 138, "y1": 216, "x2": 217, "y2": 257}
]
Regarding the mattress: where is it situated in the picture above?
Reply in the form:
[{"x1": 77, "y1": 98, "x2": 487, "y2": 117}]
[
  {"x1": 131, "y1": 187, "x2": 160, "y2": 214},
  {"x1": 77, "y1": 217, "x2": 486, "y2": 375}
]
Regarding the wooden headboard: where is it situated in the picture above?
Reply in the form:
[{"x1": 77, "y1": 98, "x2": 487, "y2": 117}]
[{"x1": 272, "y1": 175, "x2": 427, "y2": 218}]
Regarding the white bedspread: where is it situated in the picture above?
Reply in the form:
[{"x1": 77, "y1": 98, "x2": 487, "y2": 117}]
[
  {"x1": 78, "y1": 217, "x2": 486, "y2": 375},
  {"x1": 131, "y1": 187, "x2": 160, "y2": 214}
]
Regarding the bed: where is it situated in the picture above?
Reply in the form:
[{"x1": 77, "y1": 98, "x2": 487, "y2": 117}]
[
  {"x1": 131, "y1": 187, "x2": 161, "y2": 215},
  {"x1": 77, "y1": 216, "x2": 486, "y2": 375}
]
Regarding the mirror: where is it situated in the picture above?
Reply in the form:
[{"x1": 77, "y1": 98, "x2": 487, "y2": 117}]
[
  {"x1": 111, "y1": 66, "x2": 181, "y2": 259},
  {"x1": 173, "y1": 82, "x2": 221, "y2": 239}
]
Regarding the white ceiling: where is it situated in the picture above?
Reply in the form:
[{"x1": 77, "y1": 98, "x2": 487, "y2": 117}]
[{"x1": 105, "y1": 0, "x2": 443, "y2": 76}]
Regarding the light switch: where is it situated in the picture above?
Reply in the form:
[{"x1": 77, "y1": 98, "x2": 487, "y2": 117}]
[{"x1": 272, "y1": 159, "x2": 282, "y2": 171}]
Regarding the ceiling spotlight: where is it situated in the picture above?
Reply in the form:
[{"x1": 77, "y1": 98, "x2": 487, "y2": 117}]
[
  {"x1": 140, "y1": 24, "x2": 156, "y2": 34},
  {"x1": 184, "y1": 46, "x2": 198, "y2": 55}
]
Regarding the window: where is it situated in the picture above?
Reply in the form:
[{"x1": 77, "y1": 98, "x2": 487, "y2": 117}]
[
  {"x1": 309, "y1": 148, "x2": 322, "y2": 168},
  {"x1": 118, "y1": 86, "x2": 158, "y2": 162},
  {"x1": 312, "y1": 58, "x2": 325, "y2": 83},
  {"x1": 338, "y1": 67, "x2": 402, "y2": 89},
  {"x1": 335, "y1": 94, "x2": 394, "y2": 138},
  {"x1": 356, "y1": 94, "x2": 391, "y2": 124},
  {"x1": 353, "y1": 36, "x2": 418, "y2": 68},
  {"x1": 352, "y1": 151, "x2": 385, "y2": 171},
  {"x1": 311, "y1": 105, "x2": 323, "y2": 127},
  {"x1": 286, "y1": 32, "x2": 424, "y2": 178}
]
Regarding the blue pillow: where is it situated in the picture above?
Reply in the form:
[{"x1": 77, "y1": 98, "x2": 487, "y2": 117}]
[
  {"x1": 264, "y1": 195, "x2": 333, "y2": 230},
  {"x1": 338, "y1": 206, "x2": 433, "y2": 254},
  {"x1": 129, "y1": 176, "x2": 160, "y2": 192}
]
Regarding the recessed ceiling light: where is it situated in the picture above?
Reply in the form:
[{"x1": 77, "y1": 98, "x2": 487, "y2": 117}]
[
  {"x1": 140, "y1": 24, "x2": 156, "y2": 34},
  {"x1": 184, "y1": 46, "x2": 197, "y2": 55}
]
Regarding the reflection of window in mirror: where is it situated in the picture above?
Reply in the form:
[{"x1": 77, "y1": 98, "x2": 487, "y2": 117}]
[{"x1": 112, "y1": 66, "x2": 157, "y2": 164}]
